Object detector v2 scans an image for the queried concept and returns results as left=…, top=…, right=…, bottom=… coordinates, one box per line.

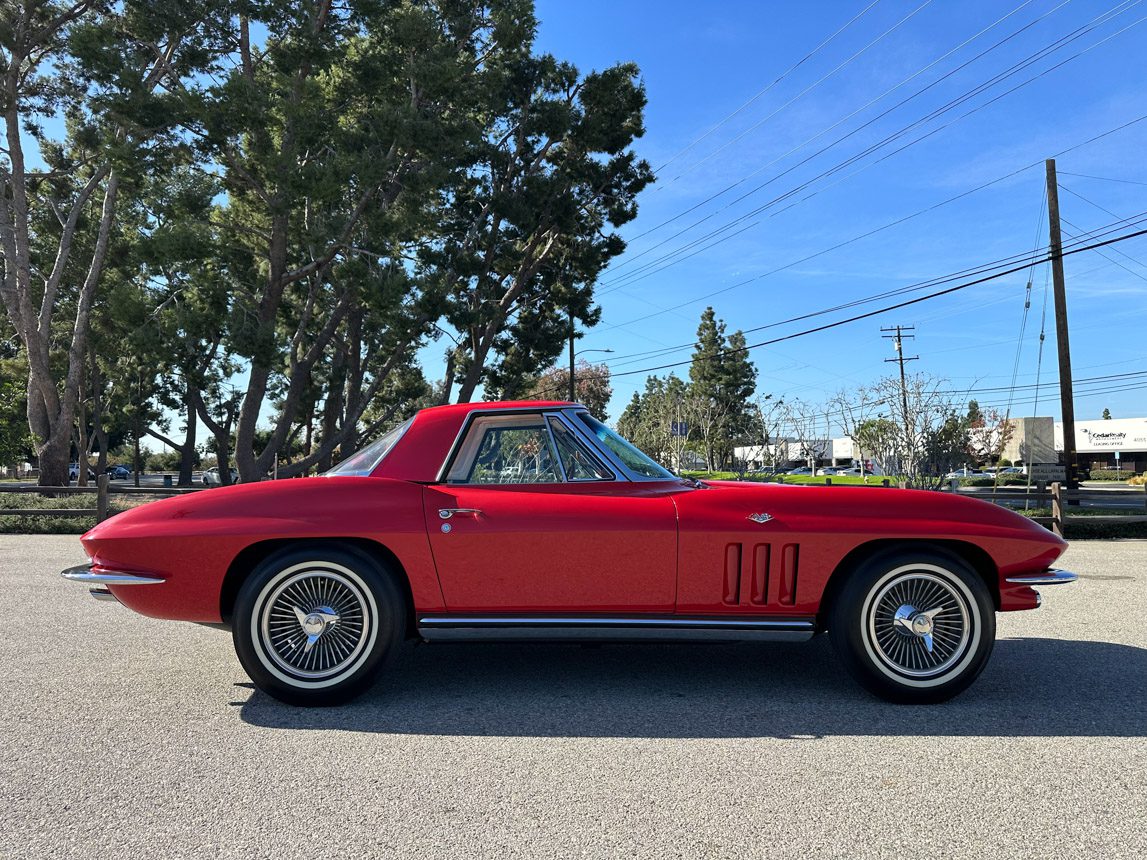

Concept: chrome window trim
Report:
left=444, top=412, right=566, bottom=486
left=544, top=417, right=569, bottom=483
left=561, top=408, right=676, bottom=482
left=546, top=415, right=616, bottom=483
left=435, top=406, right=633, bottom=484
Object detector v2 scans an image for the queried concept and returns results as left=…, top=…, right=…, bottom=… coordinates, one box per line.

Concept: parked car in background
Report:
left=63, top=400, right=1076, bottom=708
left=105, top=464, right=132, bottom=480
left=997, top=466, right=1027, bottom=475
left=837, top=466, right=876, bottom=477
left=68, top=463, right=96, bottom=482
left=786, top=466, right=815, bottom=475
left=944, top=468, right=991, bottom=480
left=202, top=466, right=239, bottom=486
left=815, top=467, right=841, bottom=476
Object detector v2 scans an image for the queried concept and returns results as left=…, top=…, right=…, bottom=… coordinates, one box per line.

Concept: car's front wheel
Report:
left=232, top=546, right=404, bottom=706
left=827, top=548, right=995, bottom=704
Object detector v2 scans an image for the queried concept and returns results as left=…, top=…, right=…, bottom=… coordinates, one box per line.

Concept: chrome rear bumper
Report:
left=1005, top=568, right=1078, bottom=586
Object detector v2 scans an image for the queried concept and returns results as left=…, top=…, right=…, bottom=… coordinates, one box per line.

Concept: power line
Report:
left=1057, top=182, right=1147, bottom=274
left=651, top=0, right=885, bottom=178
left=597, top=109, right=1147, bottom=335
left=600, top=207, right=1147, bottom=369
left=620, top=0, right=1057, bottom=249
left=652, top=0, right=934, bottom=189
left=609, top=12, right=1147, bottom=302
left=535, top=225, right=1147, bottom=396
left=1058, top=171, right=1147, bottom=186
left=603, top=1, right=1141, bottom=290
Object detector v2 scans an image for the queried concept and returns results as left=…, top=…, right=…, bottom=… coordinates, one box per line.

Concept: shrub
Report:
left=962, top=474, right=1030, bottom=487
left=1090, top=469, right=1141, bottom=481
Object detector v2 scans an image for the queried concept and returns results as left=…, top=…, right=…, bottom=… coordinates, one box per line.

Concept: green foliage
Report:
left=0, top=358, right=34, bottom=466
left=686, top=308, right=757, bottom=470
left=4, top=0, right=655, bottom=483
left=1090, top=469, right=1141, bottom=481
left=524, top=361, right=612, bottom=420
left=961, top=475, right=1031, bottom=487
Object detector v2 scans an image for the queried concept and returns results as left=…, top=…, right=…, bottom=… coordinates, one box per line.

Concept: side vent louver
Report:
left=750, top=543, right=770, bottom=605
left=723, top=544, right=742, bottom=605
left=720, top=542, right=798, bottom=606
left=779, top=543, right=799, bottom=605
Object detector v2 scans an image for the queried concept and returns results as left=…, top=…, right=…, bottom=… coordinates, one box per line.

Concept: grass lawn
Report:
left=683, top=471, right=890, bottom=487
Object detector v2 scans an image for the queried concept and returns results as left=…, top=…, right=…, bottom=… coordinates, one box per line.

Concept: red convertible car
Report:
left=62, top=400, right=1076, bottom=706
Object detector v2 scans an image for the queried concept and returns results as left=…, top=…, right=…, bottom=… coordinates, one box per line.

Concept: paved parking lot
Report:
left=2, top=536, right=1145, bottom=859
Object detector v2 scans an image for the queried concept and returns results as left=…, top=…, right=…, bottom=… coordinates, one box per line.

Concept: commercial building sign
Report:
left=1055, top=418, right=1147, bottom=453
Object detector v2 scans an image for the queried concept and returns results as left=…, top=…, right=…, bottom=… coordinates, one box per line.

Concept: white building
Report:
left=1055, top=416, right=1147, bottom=472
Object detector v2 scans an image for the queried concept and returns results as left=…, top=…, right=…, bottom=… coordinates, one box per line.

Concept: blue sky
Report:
left=516, top=0, right=1147, bottom=429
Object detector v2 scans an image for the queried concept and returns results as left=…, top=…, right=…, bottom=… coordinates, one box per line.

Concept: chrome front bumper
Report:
left=61, top=563, right=164, bottom=603
left=1004, top=568, right=1078, bottom=586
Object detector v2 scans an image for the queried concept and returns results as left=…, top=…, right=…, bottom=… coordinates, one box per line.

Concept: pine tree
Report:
left=687, top=307, right=757, bottom=469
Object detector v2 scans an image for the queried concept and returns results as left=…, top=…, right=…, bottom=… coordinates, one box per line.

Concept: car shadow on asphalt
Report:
left=237, top=635, right=1147, bottom=738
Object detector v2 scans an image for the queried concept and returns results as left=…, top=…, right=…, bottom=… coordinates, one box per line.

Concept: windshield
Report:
left=575, top=412, right=675, bottom=480
left=325, top=418, right=413, bottom=477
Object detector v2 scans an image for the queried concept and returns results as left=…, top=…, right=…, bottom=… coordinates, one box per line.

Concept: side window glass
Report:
left=453, top=418, right=563, bottom=484
left=548, top=418, right=613, bottom=481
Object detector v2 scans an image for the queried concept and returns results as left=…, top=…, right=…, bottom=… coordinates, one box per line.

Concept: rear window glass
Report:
left=325, top=418, right=413, bottom=476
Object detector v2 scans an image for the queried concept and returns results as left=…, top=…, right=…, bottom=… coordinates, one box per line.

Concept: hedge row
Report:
left=1089, top=469, right=1141, bottom=481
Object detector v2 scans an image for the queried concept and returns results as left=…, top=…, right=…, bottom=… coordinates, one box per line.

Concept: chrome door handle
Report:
left=439, top=508, right=482, bottom=520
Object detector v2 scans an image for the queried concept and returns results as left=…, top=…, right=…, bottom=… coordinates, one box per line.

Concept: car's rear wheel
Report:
left=232, top=546, right=403, bottom=706
left=827, top=548, right=995, bottom=704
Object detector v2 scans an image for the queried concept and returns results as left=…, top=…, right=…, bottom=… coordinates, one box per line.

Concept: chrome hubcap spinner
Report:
left=259, top=569, right=370, bottom=679
left=868, top=572, right=972, bottom=678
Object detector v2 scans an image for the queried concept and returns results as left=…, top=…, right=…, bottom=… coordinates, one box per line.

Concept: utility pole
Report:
left=882, top=325, right=918, bottom=441
left=1045, top=158, right=1078, bottom=488
left=568, top=306, right=576, bottom=402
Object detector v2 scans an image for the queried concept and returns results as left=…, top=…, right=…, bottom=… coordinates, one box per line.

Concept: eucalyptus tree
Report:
left=0, top=0, right=226, bottom=485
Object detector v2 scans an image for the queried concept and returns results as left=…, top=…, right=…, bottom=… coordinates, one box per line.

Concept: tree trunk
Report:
left=178, top=384, right=197, bottom=486
left=76, top=400, right=88, bottom=487
left=133, top=429, right=142, bottom=488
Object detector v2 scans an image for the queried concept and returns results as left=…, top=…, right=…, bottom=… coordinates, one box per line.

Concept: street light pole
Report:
left=568, top=306, right=576, bottom=402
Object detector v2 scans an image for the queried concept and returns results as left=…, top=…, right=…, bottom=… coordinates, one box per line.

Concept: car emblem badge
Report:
left=748, top=513, right=774, bottom=524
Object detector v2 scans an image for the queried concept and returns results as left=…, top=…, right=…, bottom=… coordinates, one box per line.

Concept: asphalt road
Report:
left=2, top=537, right=1145, bottom=860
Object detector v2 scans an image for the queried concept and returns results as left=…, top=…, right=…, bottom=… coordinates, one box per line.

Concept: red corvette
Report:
left=62, top=400, right=1076, bottom=705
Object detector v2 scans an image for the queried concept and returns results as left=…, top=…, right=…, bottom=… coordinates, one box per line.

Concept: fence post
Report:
left=825, top=477, right=832, bottom=486
left=96, top=474, right=109, bottom=523
left=1050, top=481, right=1063, bottom=538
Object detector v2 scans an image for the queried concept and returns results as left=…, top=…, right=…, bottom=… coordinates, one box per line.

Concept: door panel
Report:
left=423, top=483, right=678, bottom=612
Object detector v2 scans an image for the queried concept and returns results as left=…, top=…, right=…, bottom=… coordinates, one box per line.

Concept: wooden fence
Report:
left=5, top=475, right=1144, bottom=537
left=1, top=474, right=207, bottom=523
left=954, top=481, right=1147, bottom=537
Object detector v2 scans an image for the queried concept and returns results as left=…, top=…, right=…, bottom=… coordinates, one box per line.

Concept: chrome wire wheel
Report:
left=863, top=568, right=974, bottom=680
left=253, top=562, right=376, bottom=684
